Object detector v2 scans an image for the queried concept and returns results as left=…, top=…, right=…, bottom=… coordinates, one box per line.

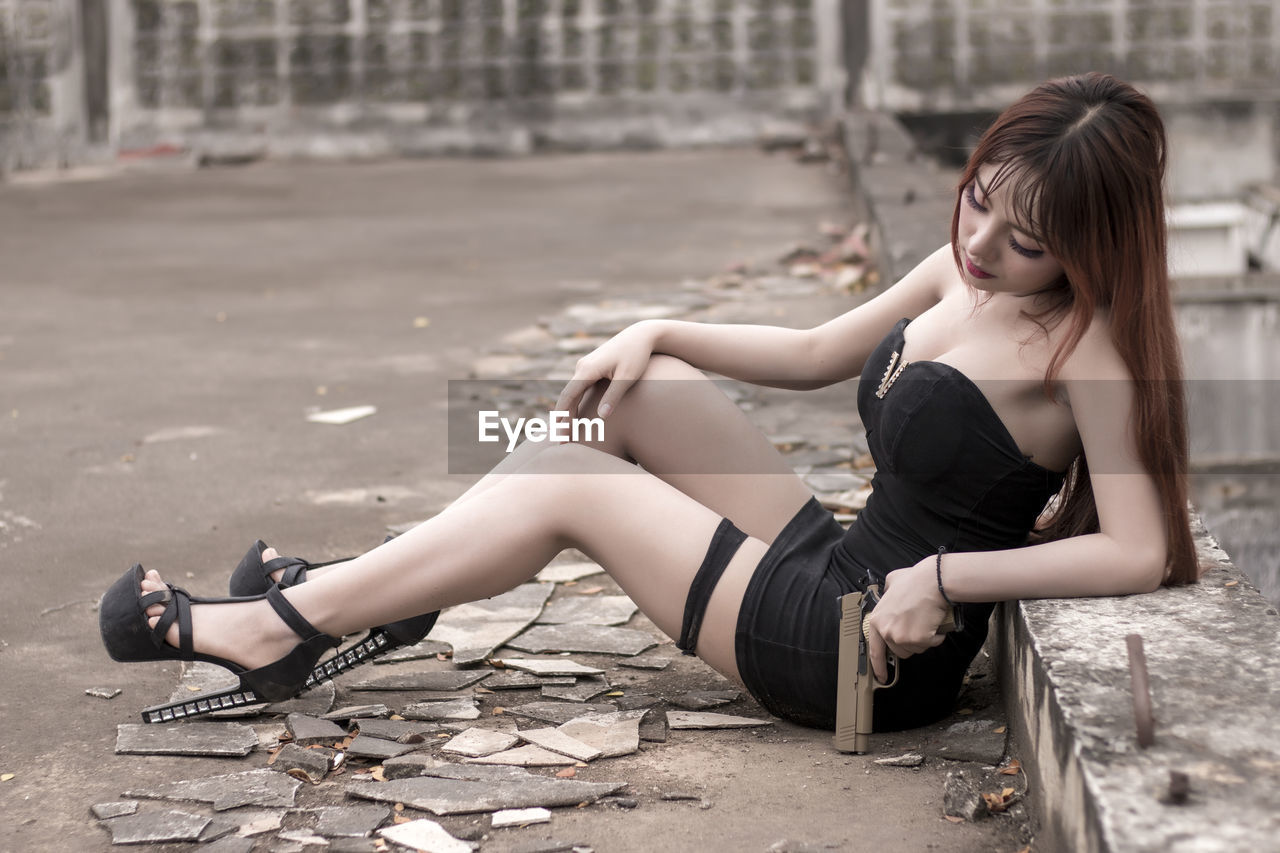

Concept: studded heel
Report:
left=99, top=563, right=341, bottom=723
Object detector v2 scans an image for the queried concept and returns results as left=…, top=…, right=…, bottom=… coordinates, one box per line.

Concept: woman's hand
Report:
left=555, top=321, right=660, bottom=420
left=865, top=559, right=951, bottom=683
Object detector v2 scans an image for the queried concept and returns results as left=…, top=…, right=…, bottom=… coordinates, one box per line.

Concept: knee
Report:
left=640, top=353, right=703, bottom=382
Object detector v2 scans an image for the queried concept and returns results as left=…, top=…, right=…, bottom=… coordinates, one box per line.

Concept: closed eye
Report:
left=964, top=182, right=986, bottom=212
left=1009, top=234, right=1044, bottom=259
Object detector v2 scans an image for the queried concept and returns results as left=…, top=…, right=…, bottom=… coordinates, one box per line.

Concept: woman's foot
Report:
left=140, top=568, right=300, bottom=672
left=258, top=546, right=349, bottom=583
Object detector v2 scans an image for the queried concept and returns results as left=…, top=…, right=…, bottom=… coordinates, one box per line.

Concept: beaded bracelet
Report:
left=936, top=546, right=956, bottom=607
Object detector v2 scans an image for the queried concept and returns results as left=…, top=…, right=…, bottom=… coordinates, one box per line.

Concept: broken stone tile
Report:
left=91, top=801, right=138, bottom=820
left=557, top=711, right=645, bottom=759
left=431, top=583, right=553, bottom=665
left=197, top=813, right=241, bottom=842
left=484, top=671, right=576, bottom=690
left=506, top=701, right=615, bottom=725
left=617, top=650, right=673, bottom=670
left=639, top=710, right=668, bottom=743
left=378, top=818, right=476, bottom=853
left=506, top=624, right=657, bottom=656
left=671, top=690, right=739, bottom=711
left=464, top=745, right=578, bottom=767
left=115, top=722, right=258, bottom=757
left=541, top=675, right=611, bottom=703
left=374, top=639, right=452, bottom=664
left=327, top=840, right=380, bottom=853
left=311, top=804, right=391, bottom=838
left=516, top=727, right=602, bottom=762
left=286, top=713, right=348, bottom=745
left=874, top=752, right=925, bottom=767
left=346, top=734, right=420, bottom=760
left=265, top=680, right=337, bottom=716
left=497, top=659, right=604, bottom=677
left=614, top=694, right=660, bottom=711
left=125, top=768, right=301, bottom=811
left=666, top=711, right=771, bottom=730
left=536, top=595, right=637, bottom=626
left=353, top=719, right=439, bottom=741
left=323, top=704, right=392, bottom=721
left=279, top=829, right=332, bottom=847
left=506, top=841, right=586, bottom=853
left=348, top=771, right=625, bottom=815
left=402, top=698, right=480, bottom=721
left=86, top=686, right=121, bottom=700
left=172, top=661, right=334, bottom=719
left=943, top=769, right=989, bottom=821
left=273, top=743, right=334, bottom=783
left=534, top=562, right=604, bottom=584
left=101, top=810, right=210, bottom=845
left=491, top=807, right=551, bottom=828
left=383, top=753, right=450, bottom=780
left=231, top=809, right=286, bottom=836
left=349, top=670, right=489, bottom=692
left=804, top=469, right=864, bottom=494
left=202, top=836, right=256, bottom=853
left=441, top=727, right=520, bottom=757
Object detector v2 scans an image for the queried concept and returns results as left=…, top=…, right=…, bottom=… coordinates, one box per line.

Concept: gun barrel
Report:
left=832, top=592, right=868, bottom=753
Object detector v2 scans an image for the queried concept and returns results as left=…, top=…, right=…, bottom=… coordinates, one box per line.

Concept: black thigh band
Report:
left=677, top=517, right=748, bottom=655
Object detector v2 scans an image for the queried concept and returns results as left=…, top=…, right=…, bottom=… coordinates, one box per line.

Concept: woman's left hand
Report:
left=865, top=559, right=950, bottom=681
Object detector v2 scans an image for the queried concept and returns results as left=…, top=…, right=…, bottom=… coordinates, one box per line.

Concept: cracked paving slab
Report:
left=115, top=722, right=259, bottom=757
left=535, top=595, right=637, bottom=626
left=556, top=711, right=645, bottom=759
left=348, top=670, right=490, bottom=692
left=441, top=727, right=520, bottom=758
left=99, top=809, right=210, bottom=845
left=347, top=771, right=625, bottom=815
left=666, top=711, right=772, bottom=729
left=429, top=583, right=552, bottom=666
left=125, top=768, right=302, bottom=810
left=541, top=675, right=612, bottom=703
left=505, top=623, right=657, bottom=656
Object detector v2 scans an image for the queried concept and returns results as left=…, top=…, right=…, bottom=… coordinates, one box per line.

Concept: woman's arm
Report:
left=558, top=244, right=952, bottom=417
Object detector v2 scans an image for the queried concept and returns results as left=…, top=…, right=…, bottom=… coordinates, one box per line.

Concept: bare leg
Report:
left=146, top=443, right=771, bottom=683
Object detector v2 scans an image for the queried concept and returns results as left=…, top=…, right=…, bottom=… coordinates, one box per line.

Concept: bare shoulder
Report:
left=1059, top=306, right=1129, bottom=382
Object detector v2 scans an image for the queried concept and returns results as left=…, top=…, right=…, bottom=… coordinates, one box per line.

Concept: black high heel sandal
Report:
left=99, top=563, right=341, bottom=724
left=230, top=539, right=439, bottom=687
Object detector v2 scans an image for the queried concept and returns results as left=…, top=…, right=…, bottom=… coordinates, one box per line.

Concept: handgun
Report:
left=832, top=585, right=960, bottom=753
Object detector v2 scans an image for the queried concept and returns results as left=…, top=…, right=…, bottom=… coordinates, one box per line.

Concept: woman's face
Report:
left=957, top=163, right=1065, bottom=297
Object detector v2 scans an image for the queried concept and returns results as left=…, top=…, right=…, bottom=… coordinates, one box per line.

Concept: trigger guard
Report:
left=873, top=652, right=901, bottom=690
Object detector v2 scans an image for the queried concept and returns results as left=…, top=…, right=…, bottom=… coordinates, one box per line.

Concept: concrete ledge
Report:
left=995, top=519, right=1280, bottom=852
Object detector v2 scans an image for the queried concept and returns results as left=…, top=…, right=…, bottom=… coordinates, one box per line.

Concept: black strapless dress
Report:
left=733, top=317, right=1066, bottom=729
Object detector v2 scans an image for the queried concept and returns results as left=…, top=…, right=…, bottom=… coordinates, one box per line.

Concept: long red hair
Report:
left=949, top=72, right=1199, bottom=585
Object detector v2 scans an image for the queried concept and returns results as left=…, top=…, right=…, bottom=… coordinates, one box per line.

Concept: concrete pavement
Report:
left=0, top=149, right=1028, bottom=851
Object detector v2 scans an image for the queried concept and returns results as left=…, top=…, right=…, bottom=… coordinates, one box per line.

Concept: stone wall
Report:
left=0, top=0, right=846, bottom=168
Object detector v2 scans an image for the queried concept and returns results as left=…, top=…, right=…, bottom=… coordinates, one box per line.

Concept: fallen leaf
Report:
left=956, top=708, right=974, bottom=715
left=393, top=802, right=404, bottom=812
left=1224, top=580, right=1239, bottom=587
left=413, top=317, right=431, bottom=328
left=390, top=714, right=405, bottom=720
left=982, top=792, right=1008, bottom=812
left=999, top=759, right=1021, bottom=775
left=605, top=691, right=624, bottom=697
left=493, top=707, right=506, bottom=715
left=577, top=586, right=605, bottom=595
left=1, top=773, right=14, bottom=782
left=392, top=814, right=412, bottom=824
left=286, top=768, right=315, bottom=784
left=993, top=726, right=1007, bottom=734
left=476, top=687, right=494, bottom=694
left=1002, top=787, right=1015, bottom=799
left=371, top=767, right=386, bottom=782
left=556, top=768, right=577, bottom=778
left=943, top=815, right=965, bottom=824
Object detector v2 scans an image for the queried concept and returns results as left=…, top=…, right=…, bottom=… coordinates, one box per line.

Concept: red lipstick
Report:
left=965, top=256, right=995, bottom=280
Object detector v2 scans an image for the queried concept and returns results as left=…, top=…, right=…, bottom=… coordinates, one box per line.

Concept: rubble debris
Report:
left=402, top=698, right=481, bottom=721
left=638, top=711, right=668, bottom=743
left=516, top=727, right=603, bottom=762
left=278, top=829, right=331, bottom=847
left=347, top=734, right=419, bottom=760
left=441, top=727, right=520, bottom=758
left=201, top=836, right=256, bottom=853
left=507, top=701, right=616, bottom=726
left=349, top=670, right=489, bottom=692
left=353, top=718, right=439, bottom=741
left=272, top=743, right=333, bottom=783
left=542, top=675, right=612, bottom=703
left=348, top=770, right=625, bottom=815
left=535, top=562, right=605, bottom=583
left=615, top=694, right=660, bottom=711
left=943, top=769, right=989, bottom=821
left=506, top=624, right=657, bottom=656
left=666, top=711, right=771, bottom=729
left=85, top=687, right=121, bottom=700
left=323, top=703, right=391, bottom=721
left=670, top=690, right=739, bottom=711
left=497, top=659, right=604, bottom=677
left=874, top=752, right=924, bottom=768
left=307, top=405, right=377, bottom=425
left=114, top=722, right=258, bottom=757
left=100, top=810, right=210, bottom=845
left=196, top=813, right=240, bottom=842
left=383, top=753, right=450, bottom=780
left=928, top=718, right=1006, bottom=765
left=536, top=595, right=637, bottom=626
left=464, top=745, right=578, bottom=767
left=90, top=801, right=139, bottom=820
left=491, top=807, right=552, bottom=828
left=378, top=818, right=476, bottom=853
left=374, top=639, right=452, bottom=664
left=431, top=583, right=553, bottom=665
left=557, top=711, right=645, bottom=758
left=484, top=671, right=576, bottom=690
left=617, top=651, right=672, bottom=670
left=286, top=713, right=348, bottom=745
left=125, top=768, right=301, bottom=810
left=310, top=804, right=392, bottom=838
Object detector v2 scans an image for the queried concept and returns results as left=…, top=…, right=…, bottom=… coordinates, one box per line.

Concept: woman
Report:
left=100, top=72, right=1200, bottom=731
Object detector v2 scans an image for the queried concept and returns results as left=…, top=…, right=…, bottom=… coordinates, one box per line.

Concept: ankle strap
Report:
left=263, top=555, right=309, bottom=587
left=265, top=585, right=339, bottom=648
